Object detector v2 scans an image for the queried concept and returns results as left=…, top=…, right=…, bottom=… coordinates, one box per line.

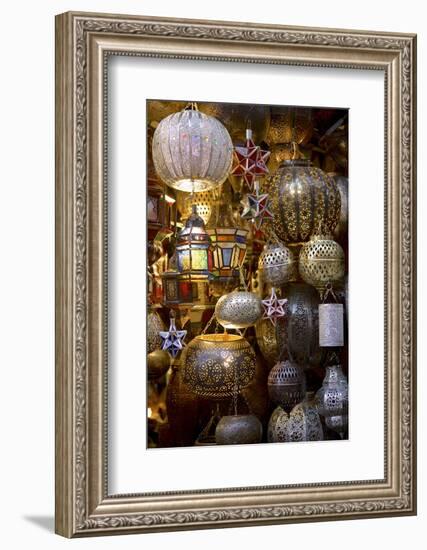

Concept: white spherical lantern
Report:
left=152, top=107, right=233, bottom=192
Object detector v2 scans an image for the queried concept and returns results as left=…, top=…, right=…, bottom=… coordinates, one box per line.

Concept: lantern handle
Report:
left=322, top=282, right=339, bottom=304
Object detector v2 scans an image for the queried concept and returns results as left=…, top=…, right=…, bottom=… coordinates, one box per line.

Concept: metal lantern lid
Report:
left=152, top=105, right=233, bottom=192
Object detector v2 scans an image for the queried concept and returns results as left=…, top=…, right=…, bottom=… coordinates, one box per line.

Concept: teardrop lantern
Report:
left=298, top=232, right=345, bottom=296
left=183, top=333, right=256, bottom=400
left=269, top=160, right=341, bottom=244
left=152, top=105, right=233, bottom=192
left=267, top=360, right=306, bottom=412
left=316, top=364, right=349, bottom=417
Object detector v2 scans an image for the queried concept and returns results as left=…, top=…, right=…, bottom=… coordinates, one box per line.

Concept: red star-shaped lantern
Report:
left=241, top=180, right=273, bottom=230
left=231, top=129, right=270, bottom=189
left=262, top=288, right=288, bottom=326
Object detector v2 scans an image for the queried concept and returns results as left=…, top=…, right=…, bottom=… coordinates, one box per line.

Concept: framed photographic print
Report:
left=55, top=11, right=417, bottom=537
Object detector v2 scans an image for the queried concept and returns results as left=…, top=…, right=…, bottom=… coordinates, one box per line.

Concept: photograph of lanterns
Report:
left=147, top=100, right=349, bottom=448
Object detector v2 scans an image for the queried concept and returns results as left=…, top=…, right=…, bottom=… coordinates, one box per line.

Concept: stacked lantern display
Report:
left=147, top=100, right=349, bottom=448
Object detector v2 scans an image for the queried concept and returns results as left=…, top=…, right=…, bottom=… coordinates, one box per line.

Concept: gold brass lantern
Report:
left=269, top=160, right=341, bottom=244
left=298, top=232, right=345, bottom=296
left=267, top=107, right=313, bottom=146
left=176, top=186, right=222, bottom=226
left=183, top=333, right=256, bottom=400
left=176, top=205, right=213, bottom=281
left=147, top=309, right=165, bottom=353
left=152, top=105, right=233, bottom=192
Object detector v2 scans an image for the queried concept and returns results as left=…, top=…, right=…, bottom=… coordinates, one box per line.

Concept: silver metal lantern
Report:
left=152, top=105, right=233, bottom=192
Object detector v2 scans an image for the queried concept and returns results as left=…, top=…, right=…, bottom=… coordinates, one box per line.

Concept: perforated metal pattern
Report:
left=299, top=234, right=345, bottom=292
left=258, top=241, right=294, bottom=287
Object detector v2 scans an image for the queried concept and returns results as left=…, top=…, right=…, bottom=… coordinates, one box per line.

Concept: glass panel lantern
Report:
left=175, top=205, right=213, bottom=281
left=207, top=183, right=248, bottom=282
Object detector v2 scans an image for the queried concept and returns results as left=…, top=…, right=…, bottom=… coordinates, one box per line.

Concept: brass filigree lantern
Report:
left=269, top=159, right=341, bottom=244
left=176, top=205, right=213, bottom=281
left=298, top=232, right=345, bottom=296
left=215, top=414, right=262, bottom=445
left=152, top=105, right=233, bottom=192
left=183, top=333, right=256, bottom=400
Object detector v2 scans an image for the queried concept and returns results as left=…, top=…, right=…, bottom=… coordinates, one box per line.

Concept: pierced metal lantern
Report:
left=147, top=350, right=171, bottom=381
left=215, top=414, right=263, bottom=445
left=283, top=393, right=324, bottom=442
left=325, top=414, right=348, bottom=439
left=298, top=233, right=345, bottom=296
left=316, top=364, right=349, bottom=417
left=283, top=283, right=326, bottom=368
left=176, top=205, right=213, bottom=281
left=267, top=107, right=313, bottom=146
left=267, top=406, right=289, bottom=442
left=183, top=333, right=256, bottom=400
left=152, top=106, right=233, bottom=192
left=331, top=175, right=348, bottom=243
left=267, top=360, right=306, bottom=412
left=215, top=290, right=262, bottom=330
left=258, top=241, right=294, bottom=287
left=176, top=186, right=222, bottom=225
left=255, top=316, right=287, bottom=368
left=269, top=160, right=341, bottom=244
left=147, top=309, right=165, bottom=353
left=207, top=183, right=248, bottom=283
left=319, top=303, right=344, bottom=347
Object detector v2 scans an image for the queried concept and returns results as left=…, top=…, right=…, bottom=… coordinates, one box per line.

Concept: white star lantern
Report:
left=159, top=317, right=187, bottom=358
left=262, top=288, right=288, bottom=326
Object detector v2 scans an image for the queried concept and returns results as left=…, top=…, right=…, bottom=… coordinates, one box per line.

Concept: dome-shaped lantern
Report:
left=152, top=105, right=233, bottom=192
left=176, top=205, right=213, bottom=281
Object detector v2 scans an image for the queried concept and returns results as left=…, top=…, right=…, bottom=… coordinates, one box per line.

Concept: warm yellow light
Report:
left=164, top=194, right=176, bottom=205
left=147, top=407, right=152, bottom=418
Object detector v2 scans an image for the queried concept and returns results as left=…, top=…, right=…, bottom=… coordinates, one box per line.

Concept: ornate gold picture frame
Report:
left=55, top=11, right=416, bottom=537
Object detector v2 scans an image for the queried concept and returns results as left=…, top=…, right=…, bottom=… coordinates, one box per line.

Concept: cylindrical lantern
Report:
left=258, top=241, right=294, bottom=287
left=183, top=333, right=256, bottom=400
left=319, top=303, right=344, bottom=347
left=215, top=290, right=262, bottom=329
left=176, top=205, right=213, bottom=281
left=152, top=106, right=233, bottom=192
left=267, top=360, right=306, bottom=412
left=269, top=160, right=341, bottom=244
left=215, top=414, right=262, bottom=445
left=298, top=233, right=345, bottom=296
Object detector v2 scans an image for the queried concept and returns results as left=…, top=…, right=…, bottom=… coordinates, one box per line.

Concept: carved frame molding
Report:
left=55, top=11, right=416, bottom=537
